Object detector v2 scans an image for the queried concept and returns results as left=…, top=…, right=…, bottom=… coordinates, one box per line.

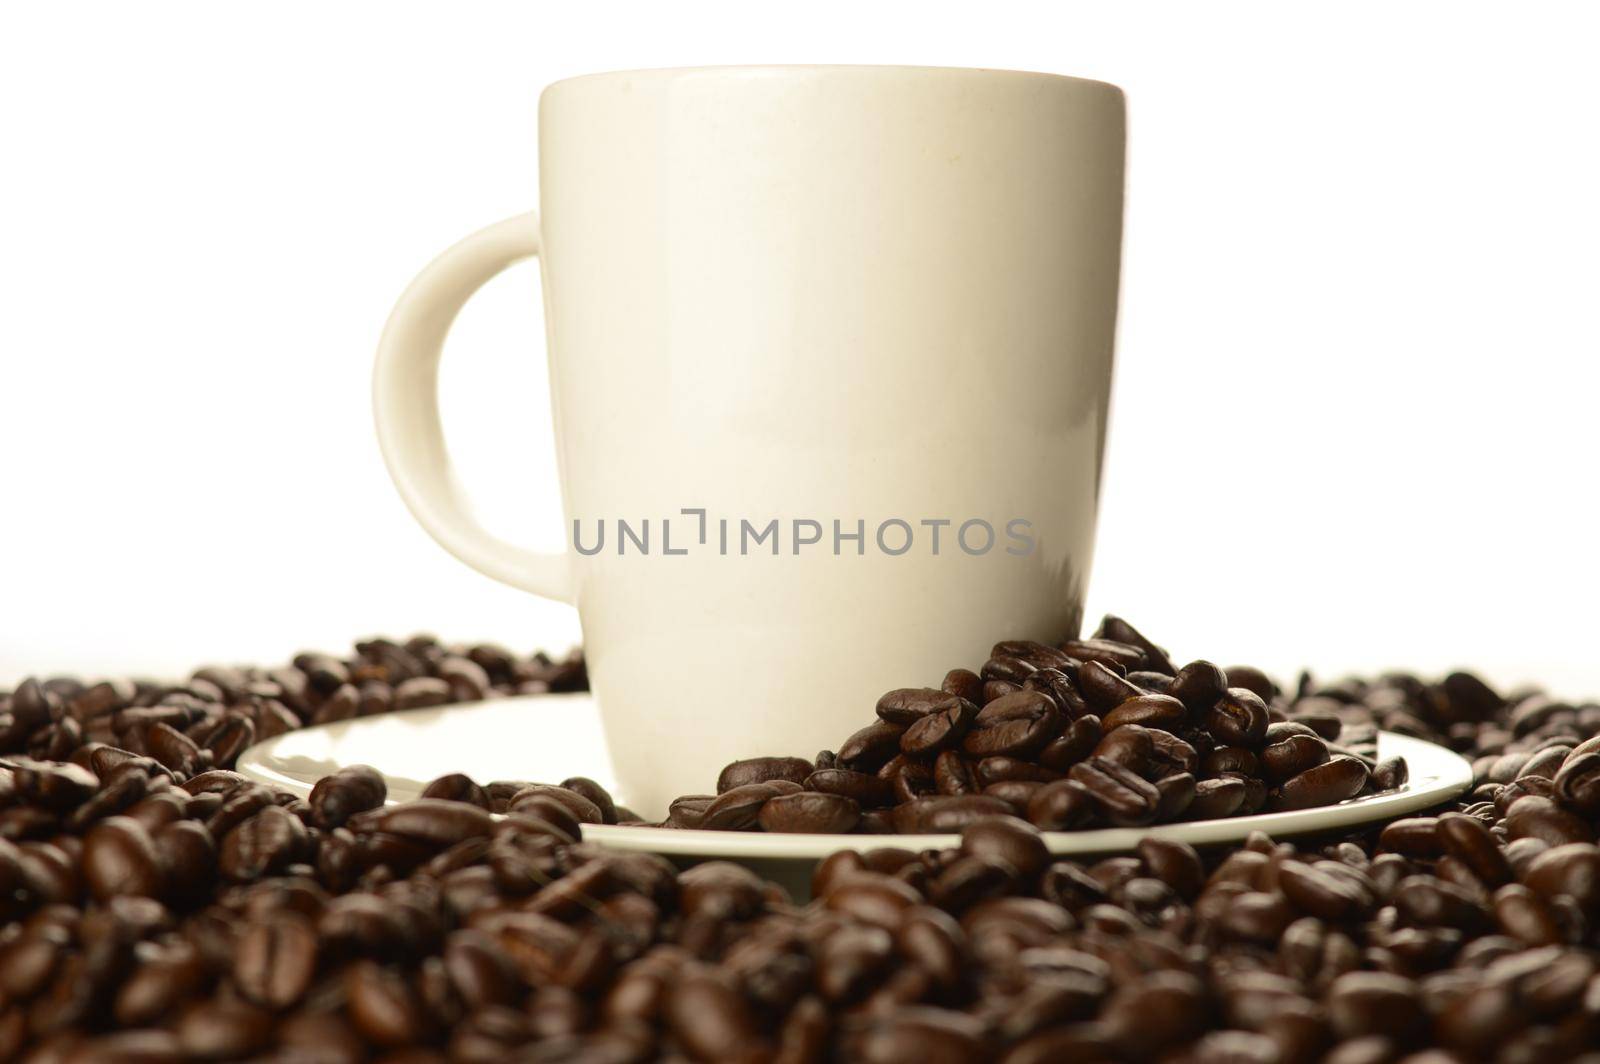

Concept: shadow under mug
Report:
left=374, top=65, right=1126, bottom=817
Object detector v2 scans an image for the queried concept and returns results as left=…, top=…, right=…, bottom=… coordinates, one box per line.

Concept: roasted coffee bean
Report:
left=933, top=751, right=978, bottom=796
left=1038, top=715, right=1101, bottom=772
left=716, top=756, right=815, bottom=793
left=558, top=776, right=618, bottom=824
left=959, top=815, right=1049, bottom=877
left=758, top=792, right=860, bottom=834
left=309, top=763, right=388, bottom=828
left=1025, top=778, right=1097, bottom=830
left=421, top=773, right=491, bottom=809
left=1275, top=756, right=1369, bottom=811
left=1187, top=776, right=1248, bottom=820
left=376, top=798, right=494, bottom=848
left=219, top=804, right=306, bottom=881
left=508, top=784, right=603, bottom=825
left=81, top=816, right=162, bottom=900
left=700, top=783, right=788, bottom=831
left=1023, top=668, right=1091, bottom=718
left=1261, top=729, right=1330, bottom=783
left=973, top=756, right=1057, bottom=786
left=1553, top=751, right=1600, bottom=815
left=1103, top=693, right=1187, bottom=732
left=891, top=795, right=1013, bottom=833
left=234, top=912, right=318, bottom=1009
left=1169, top=660, right=1230, bottom=711
left=1224, top=665, right=1278, bottom=703
left=838, top=721, right=905, bottom=773
left=1094, top=615, right=1177, bottom=675
left=962, top=691, right=1061, bottom=758
left=941, top=668, right=985, bottom=705
left=1207, top=689, right=1270, bottom=747
left=807, top=768, right=895, bottom=807
left=1202, top=745, right=1260, bottom=777
left=1068, top=757, right=1159, bottom=826
left=901, top=699, right=978, bottom=756
left=1077, top=660, right=1146, bottom=711
left=1504, top=795, right=1595, bottom=846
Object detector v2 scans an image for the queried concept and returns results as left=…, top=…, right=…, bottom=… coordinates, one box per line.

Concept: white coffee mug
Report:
left=374, top=65, right=1125, bottom=816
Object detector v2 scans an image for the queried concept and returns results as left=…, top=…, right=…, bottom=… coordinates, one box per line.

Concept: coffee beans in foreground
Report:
left=7, top=628, right=1600, bottom=1060
left=665, top=616, right=1405, bottom=835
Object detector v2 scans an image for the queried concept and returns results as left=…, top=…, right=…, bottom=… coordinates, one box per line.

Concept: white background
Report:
left=2, top=1, right=1597, bottom=693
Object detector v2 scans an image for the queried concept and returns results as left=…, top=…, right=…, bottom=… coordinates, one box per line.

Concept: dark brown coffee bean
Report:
left=1154, top=772, right=1196, bottom=819
left=962, top=690, right=1061, bottom=758
left=558, top=777, right=618, bottom=824
left=1068, top=757, right=1159, bottom=826
left=1224, top=665, right=1278, bottom=703
left=508, top=784, right=603, bottom=825
left=393, top=676, right=453, bottom=710
left=308, top=764, right=387, bottom=829
left=700, top=783, right=787, bottom=831
left=891, top=795, right=1013, bottom=833
left=973, top=757, right=1057, bottom=786
left=982, top=655, right=1038, bottom=685
left=11, top=759, right=98, bottom=810
left=377, top=798, right=494, bottom=848
left=1554, top=751, right=1600, bottom=816
left=1523, top=842, right=1600, bottom=915
left=1094, top=615, right=1177, bottom=674
left=1169, top=660, right=1230, bottom=711
left=234, top=911, right=317, bottom=1009
left=838, top=720, right=905, bottom=773
left=1187, top=776, right=1247, bottom=820
left=81, top=816, right=162, bottom=901
left=1436, top=811, right=1511, bottom=886
left=1077, top=660, right=1145, bottom=711
left=1504, top=795, right=1595, bottom=846
left=1260, top=730, right=1330, bottom=784
left=1202, top=745, right=1260, bottom=777
left=346, top=959, right=428, bottom=1046
left=758, top=792, right=860, bottom=834
left=959, top=815, right=1049, bottom=877
left=716, top=756, right=814, bottom=793
left=1492, top=883, right=1563, bottom=945
left=1103, top=693, right=1187, bottom=732
left=420, top=773, right=491, bottom=809
left=1325, top=971, right=1427, bottom=1041
left=1023, top=668, right=1091, bottom=718
left=666, top=794, right=714, bottom=829
left=1207, top=688, right=1270, bottom=747
left=1092, top=724, right=1156, bottom=776
left=219, top=804, right=306, bottom=881
left=901, top=699, right=978, bottom=756
left=1038, top=715, right=1101, bottom=772
left=663, top=966, right=767, bottom=1060
left=806, top=767, right=894, bottom=807
left=941, top=668, right=985, bottom=704
left=1025, top=778, right=1096, bottom=830
left=933, top=751, right=978, bottom=796
left=1275, top=756, right=1369, bottom=811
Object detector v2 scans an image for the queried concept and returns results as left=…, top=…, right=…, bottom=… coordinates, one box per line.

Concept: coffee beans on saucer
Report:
left=662, top=616, right=1401, bottom=835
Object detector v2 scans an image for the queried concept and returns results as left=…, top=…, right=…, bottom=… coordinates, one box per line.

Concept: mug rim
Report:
left=541, top=63, right=1123, bottom=101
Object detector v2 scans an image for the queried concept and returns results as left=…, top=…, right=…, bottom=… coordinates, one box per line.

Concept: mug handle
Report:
left=372, top=211, right=572, bottom=602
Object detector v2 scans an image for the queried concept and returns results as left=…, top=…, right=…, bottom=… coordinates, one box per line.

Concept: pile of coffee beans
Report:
left=0, top=635, right=586, bottom=782
left=6, top=626, right=1600, bottom=1061
left=665, top=617, right=1409, bottom=835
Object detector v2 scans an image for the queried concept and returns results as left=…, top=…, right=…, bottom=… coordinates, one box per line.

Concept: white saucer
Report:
left=238, top=694, right=1475, bottom=866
